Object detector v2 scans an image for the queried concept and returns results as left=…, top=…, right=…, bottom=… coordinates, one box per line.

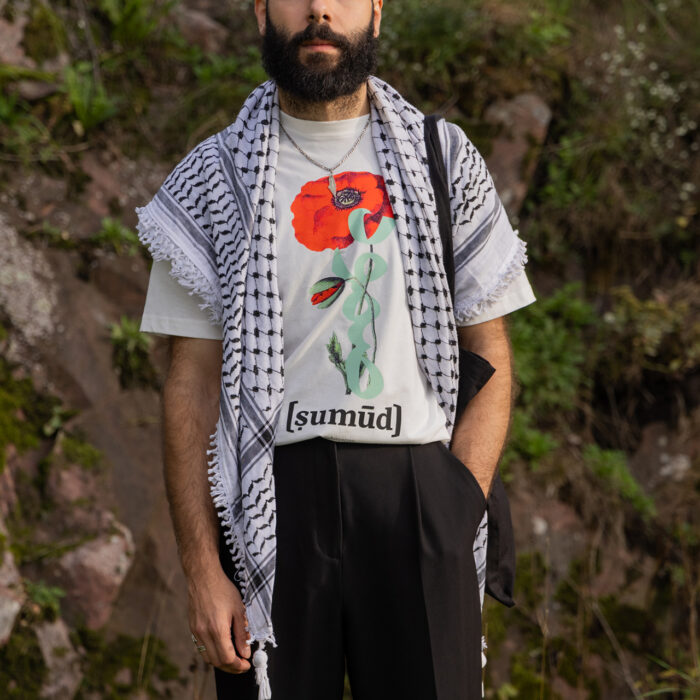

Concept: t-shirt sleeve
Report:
left=140, top=260, right=224, bottom=339
left=439, top=120, right=532, bottom=324
left=135, top=134, right=224, bottom=326
left=458, top=269, right=536, bottom=326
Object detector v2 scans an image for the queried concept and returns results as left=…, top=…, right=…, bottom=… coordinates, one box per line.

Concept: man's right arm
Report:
left=162, top=336, right=251, bottom=673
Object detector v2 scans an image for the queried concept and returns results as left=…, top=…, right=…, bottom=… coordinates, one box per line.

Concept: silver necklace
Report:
left=279, top=116, right=372, bottom=197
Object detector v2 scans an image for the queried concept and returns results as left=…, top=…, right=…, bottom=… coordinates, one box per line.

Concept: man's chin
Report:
left=299, top=53, right=340, bottom=70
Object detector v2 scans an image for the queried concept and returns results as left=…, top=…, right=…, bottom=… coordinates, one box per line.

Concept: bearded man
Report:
left=136, top=1, right=535, bottom=698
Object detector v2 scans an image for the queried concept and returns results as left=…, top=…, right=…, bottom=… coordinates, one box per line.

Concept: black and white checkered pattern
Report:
left=136, top=77, right=526, bottom=697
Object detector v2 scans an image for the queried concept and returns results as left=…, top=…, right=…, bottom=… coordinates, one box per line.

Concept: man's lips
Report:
left=301, top=40, right=339, bottom=51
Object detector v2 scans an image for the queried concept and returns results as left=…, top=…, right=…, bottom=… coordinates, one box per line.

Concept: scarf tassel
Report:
left=253, top=641, right=272, bottom=700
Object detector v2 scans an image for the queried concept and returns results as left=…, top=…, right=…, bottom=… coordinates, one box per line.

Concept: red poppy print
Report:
left=291, top=171, right=394, bottom=252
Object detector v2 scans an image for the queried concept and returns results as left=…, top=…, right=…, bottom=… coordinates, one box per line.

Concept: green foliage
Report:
left=601, top=285, right=700, bottom=380
left=90, top=217, right=142, bottom=256
left=97, top=0, right=175, bottom=45
left=522, top=0, right=699, bottom=278
left=642, top=655, right=700, bottom=698
left=505, top=283, right=596, bottom=467
left=540, top=133, right=600, bottom=210
left=502, top=412, right=559, bottom=474
left=378, top=0, right=486, bottom=93
left=24, top=579, right=66, bottom=621
left=523, top=7, right=571, bottom=54
left=583, top=444, right=656, bottom=519
left=0, top=93, right=58, bottom=163
left=512, top=283, right=597, bottom=418
left=64, top=63, right=119, bottom=132
left=73, top=626, right=182, bottom=698
left=164, top=46, right=267, bottom=150
left=109, top=316, right=157, bottom=390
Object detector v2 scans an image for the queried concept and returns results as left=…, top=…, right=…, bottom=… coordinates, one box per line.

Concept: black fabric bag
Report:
left=424, top=114, right=516, bottom=608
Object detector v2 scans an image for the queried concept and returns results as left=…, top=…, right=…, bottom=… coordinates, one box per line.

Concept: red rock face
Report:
left=55, top=522, right=135, bottom=630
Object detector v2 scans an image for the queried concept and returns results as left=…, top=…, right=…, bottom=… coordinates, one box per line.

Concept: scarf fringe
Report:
left=205, top=424, right=249, bottom=593
left=454, top=236, right=528, bottom=324
left=135, top=204, right=222, bottom=326
left=205, top=425, right=278, bottom=653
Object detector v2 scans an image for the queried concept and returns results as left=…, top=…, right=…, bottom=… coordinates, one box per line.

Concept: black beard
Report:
left=261, top=10, right=378, bottom=104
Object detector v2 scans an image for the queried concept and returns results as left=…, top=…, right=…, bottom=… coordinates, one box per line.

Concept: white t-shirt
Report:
left=140, top=112, right=536, bottom=445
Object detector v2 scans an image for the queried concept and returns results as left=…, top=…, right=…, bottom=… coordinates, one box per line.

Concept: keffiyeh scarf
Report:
left=136, top=76, right=526, bottom=698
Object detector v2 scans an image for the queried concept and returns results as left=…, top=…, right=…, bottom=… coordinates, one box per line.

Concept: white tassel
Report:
left=481, top=635, right=488, bottom=699
left=253, top=641, right=272, bottom=700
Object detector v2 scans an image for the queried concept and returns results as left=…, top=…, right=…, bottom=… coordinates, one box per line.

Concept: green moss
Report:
left=0, top=616, right=48, bottom=698
left=0, top=356, right=60, bottom=471
left=72, top=626, right=184, bottom=699
left=23, top=1, right=67, bottom=63
left=61, top=432, right=103, bottom=472
left=583, top=444, right=656, bottom=520
left=9, top=527, right=97, bottom=567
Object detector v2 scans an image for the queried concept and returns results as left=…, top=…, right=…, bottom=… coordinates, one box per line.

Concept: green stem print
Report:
left=310, top=209, right=395, bottom=399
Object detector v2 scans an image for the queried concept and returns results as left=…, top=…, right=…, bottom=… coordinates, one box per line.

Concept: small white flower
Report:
left=637, top=23, right=646, bottom=33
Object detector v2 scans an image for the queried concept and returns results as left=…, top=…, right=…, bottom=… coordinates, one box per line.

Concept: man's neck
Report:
left=278, top=83, right=370, bottom=121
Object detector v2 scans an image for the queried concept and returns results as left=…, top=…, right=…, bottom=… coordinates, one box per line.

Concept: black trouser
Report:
left=214, top=438, right=487, bottom=700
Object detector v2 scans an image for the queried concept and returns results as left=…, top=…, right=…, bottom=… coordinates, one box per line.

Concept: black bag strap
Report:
left=424, top=114, right=496, bottom=415
left=424, top=113, right=516, bottom=608
left=424, top=114, right=456, bottom=301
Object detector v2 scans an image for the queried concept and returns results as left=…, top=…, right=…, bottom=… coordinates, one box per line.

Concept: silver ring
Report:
left=191, top=633, right=206, bottom=653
